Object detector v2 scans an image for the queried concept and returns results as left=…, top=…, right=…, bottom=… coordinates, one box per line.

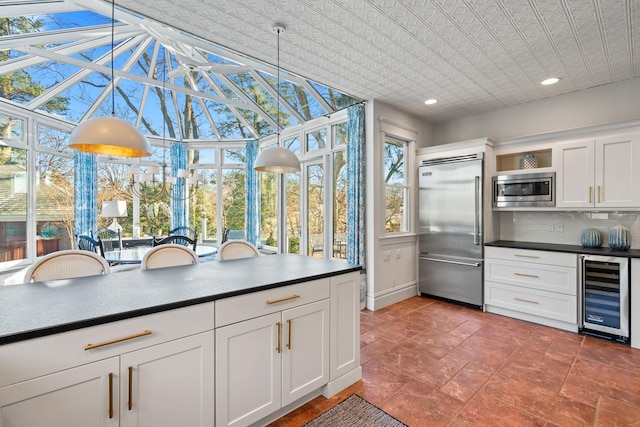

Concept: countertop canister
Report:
left=609, top=225, right=631, bottom=251
left=581, top=228, right=602, bottom=248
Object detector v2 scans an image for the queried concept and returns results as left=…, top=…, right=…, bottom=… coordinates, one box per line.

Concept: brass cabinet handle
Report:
left=128, top=366, right=133, bottom=410
left=276, top=322, right=281, bottom=353
left=286, top=319, right=292, bottom=350
left=108, top=372, right=114, bottom=419
left=514, top=297, right=540, bottom=305
left=598, top=186, right=601, bottom=203
left=589, top=186, right=593, bottom=203
left=85, top=330, right=152, bottom=350
left=267, top=295, right=300, bottom=305
left=514, top=254, right=539, bottom=259
left=513, top=272, right=539, bottom=278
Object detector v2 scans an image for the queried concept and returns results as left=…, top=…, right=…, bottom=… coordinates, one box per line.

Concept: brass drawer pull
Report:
left=276, top=322, right=282, bottom=353
left=598, top=185, right=601, bottom=203
left=108, top=372, right=114, bottom=419
left=514, top=254, right=539, bottom=259
left=267, top=294, right=300, bottom=305
left=514, top=273, right=539, bottom=278
left=589, top=186, right=593, bottom=203
left=128, top=366, right=133, bottom=410
left=514, top=297, right=540, bottom=305
left=85, top=330, right=152, bottom=350
left=286, top=319, right=292, bottom=350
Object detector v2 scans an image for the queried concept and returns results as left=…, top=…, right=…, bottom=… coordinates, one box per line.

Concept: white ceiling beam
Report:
left=135, top=36, right=160, bottom=128
left=249, top=70, right=306, bottom=125
left=79, top=35, right=153, bottom=121
left=26, top=34, right=150, bottom=110
left=17, top=45, right=261, bottom=113
left=0, top=25, right=145, bottom=74
left=298, top=80, right=332, bottom=114
left=196, top=72, right=261, bottom=139
left=0, top=0, right=83, bottom=18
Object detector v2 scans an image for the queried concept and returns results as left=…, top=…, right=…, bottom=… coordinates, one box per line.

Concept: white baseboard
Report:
left=366, top=283, right=418, bottom=311
left=321, top=366, right=362, bottom=398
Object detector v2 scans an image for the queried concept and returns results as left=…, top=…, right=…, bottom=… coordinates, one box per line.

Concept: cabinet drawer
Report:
left=485, top=259, right=577, bottom=295
left=485, top=281, right=577, bottom=324
left=0, top=302, right=216, bottom=388
left=485, top=246, right=577, bottom=267
left=216, top=279, right=330, bottom=327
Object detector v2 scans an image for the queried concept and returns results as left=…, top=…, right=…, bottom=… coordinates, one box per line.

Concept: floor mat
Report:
left=303, top=394, right=407, bottom=427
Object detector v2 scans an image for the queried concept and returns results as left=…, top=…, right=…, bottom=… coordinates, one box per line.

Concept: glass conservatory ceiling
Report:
left=0, top=0, right=362, bottom=145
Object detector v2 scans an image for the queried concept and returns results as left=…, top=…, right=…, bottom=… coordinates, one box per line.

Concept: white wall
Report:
left=499, top=211, right=640, bottom=249
left=433, top=77, right=640, bottom=145
left=364, top=100, right=432, bottom=310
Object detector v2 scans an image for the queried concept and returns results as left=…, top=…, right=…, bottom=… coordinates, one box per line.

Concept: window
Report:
left=260, top=171, right=278, bottom=247
left=333, top=151, right=347, bottom=258
left=306, top=163, right=324, bottom=257
left=285, top=171, right=301, bottom=253
left=306, top=128, right=327, bottom=153
left=0, top=146, right=28, bottom=262
left=384, top=137, right=408, bottom=233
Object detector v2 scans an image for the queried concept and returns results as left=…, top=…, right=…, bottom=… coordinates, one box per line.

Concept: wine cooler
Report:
left=580, top=255, right=629, bottom=343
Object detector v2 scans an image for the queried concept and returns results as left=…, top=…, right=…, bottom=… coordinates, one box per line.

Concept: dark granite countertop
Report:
left=486, top=240, right=640, bottom=258
left=0, top=254, right=360, bottom=345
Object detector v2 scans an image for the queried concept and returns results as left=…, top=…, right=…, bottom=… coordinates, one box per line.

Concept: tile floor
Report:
left=269, top=295, right=640, bottom=426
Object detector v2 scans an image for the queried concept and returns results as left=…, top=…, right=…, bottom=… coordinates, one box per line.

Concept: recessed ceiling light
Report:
left=424, top=99, right=438, bottom=105
left=541, top=77, right=560, bottom=85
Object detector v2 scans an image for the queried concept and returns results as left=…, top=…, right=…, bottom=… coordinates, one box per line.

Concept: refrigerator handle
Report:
left=419, top=256, right=481, bottom=268
left=474, top=176, right=480, bottom=245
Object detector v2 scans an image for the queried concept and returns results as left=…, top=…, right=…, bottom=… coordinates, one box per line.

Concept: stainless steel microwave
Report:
left=492, top=172, right=555, bottom=207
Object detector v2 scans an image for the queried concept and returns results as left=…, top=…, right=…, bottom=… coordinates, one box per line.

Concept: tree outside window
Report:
left=384, top=137, right=408, bottom=233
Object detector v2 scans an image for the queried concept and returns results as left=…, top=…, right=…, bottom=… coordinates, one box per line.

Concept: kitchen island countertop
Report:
left=0, top=254, right=360, bottom=345
left=486, top=240, right=640, bottom=258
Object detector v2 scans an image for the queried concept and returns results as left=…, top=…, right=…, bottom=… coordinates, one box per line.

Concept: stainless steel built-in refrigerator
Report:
left=418, top=153, right=484, bottom=308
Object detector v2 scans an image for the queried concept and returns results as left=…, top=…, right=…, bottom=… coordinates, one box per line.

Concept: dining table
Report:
left=104, top=245, right=218, bottom=265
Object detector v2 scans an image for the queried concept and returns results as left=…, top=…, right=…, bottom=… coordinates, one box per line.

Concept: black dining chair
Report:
left=97, top=228, right=121, bottom=252
left=153, top=234, right=197, bottom=251
left=168, top=226, right=197, bottom=241
left=76, top=234, right=105, bottom=258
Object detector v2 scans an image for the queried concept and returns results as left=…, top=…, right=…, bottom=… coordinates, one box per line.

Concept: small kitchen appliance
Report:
left=580, top=254, right=630, bottom=343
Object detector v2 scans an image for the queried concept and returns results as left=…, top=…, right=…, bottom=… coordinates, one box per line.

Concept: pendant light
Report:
left=254, top=24, right=301, bottom=173
left=69, top=0, right=151, bottom=158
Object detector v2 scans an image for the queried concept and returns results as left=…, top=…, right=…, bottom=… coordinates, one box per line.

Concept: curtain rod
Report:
left=323, top=100, right=366, bottom=118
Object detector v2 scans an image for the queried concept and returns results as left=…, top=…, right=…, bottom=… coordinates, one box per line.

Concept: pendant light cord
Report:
left=111, top=0, right=115, bottom=117
left=276, top=27, right=281, bottom=144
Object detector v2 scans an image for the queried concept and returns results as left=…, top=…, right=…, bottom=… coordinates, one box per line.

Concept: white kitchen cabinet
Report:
left=215, top=287, right=330, bottom=427
left=554, top=133, right=640, bottom=208
left=0, top=358, right=120, bottom=427
left=0, top=303, right=216, bottom=427
left=119, top=332, right=215, bottom=427
left=484, top=246, right=578, bottom=332
left=329, top=272, right=360, bottom=382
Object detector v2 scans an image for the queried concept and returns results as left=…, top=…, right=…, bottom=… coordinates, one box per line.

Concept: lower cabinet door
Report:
left=216, top=313, right=282, bottom=427
left=119, top=331, right=215, bottom=427
left=0, top=357, right=120, bottom=427
left=281, top=299, right=330, bottom=406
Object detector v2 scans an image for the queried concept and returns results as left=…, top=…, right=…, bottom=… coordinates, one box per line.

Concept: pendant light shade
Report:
left=69, top=117, right=152, bottom=157
left=254, top=24, right=300, bottom=173
left=69, top=0, right=151, bottom=158
left=254, top=146, right=301, bottom=173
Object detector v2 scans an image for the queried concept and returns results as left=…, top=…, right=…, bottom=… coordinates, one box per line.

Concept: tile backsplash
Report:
left=499, top=211, right=640, bottom=249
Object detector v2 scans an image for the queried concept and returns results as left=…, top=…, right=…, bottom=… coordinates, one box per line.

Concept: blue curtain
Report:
left=171, top=142, right=187, bottom=230
left=245, top=140, right=261, bottom=247
left=73, top=151, right=97, bottom=238
left=346, top=104, right=366, bottom=266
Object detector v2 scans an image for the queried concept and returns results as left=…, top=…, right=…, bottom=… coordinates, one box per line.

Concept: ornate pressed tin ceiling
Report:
left=1, top=0, right=638, bottom=133
left=117, top=0, right=639, bottom=123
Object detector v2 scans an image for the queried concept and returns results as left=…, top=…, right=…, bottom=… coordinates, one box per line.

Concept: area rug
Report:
left=303, top=394, right=407, bottom=427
